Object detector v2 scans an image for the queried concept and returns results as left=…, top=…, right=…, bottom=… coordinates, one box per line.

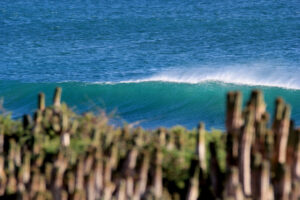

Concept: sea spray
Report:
left=117, top=63, right=300, bottom=90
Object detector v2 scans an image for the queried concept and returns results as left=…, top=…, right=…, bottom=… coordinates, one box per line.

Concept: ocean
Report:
left=0, top=0, right=299, bottom=129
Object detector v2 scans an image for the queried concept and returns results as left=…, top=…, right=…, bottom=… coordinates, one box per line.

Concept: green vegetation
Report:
left=0, top=88, right=299, bottom=199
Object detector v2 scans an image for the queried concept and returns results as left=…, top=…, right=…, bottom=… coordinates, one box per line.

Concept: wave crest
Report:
left=114, top=64, right=300, bottom=90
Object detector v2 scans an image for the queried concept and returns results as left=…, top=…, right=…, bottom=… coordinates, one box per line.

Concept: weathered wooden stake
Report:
left=197, top=122, right=206, bottom=173
left=274, top=104, right=291, bottom=164
left=185, top=159, right=200, bottom=200
left=38, top=93, right=45, bottom=111
left=239, top=105, right=255, bottom=197
left=53, top=87, right=62, bottom=107
left=133, top=151, right=150, bottom=200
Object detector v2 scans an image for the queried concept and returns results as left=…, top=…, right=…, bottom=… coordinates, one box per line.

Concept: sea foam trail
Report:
left=110, top=64, right=300, bottom=90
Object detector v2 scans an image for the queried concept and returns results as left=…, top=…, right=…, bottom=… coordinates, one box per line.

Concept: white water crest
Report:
left=116, top=63, right=300, bottom=90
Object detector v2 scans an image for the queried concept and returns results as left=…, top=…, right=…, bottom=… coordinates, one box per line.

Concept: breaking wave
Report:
left=102, top=64, right=300, bottom=90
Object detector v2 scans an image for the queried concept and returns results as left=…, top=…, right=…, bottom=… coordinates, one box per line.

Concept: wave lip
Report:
left=109, top=65, right=300, bottom=90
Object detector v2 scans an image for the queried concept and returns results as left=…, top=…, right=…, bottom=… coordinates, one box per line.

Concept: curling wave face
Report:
left=1, top=79, right=300, bottom=130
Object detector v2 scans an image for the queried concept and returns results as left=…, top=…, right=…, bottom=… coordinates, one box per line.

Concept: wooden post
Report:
left=133, top=151, right=150, bottom=200
left=185, top=159, right=200, bottom=200
left=197, top=122, right=206, bottom=173
left=38, top=93, right=45, bottom=111
left=84, top=151, right=94, bottom=175
left=86, top=171, right=95, bottom=200
left=255, top=113, right=269, bottom=158
left=116, top=180, right=126, bottom=200
left=224, top=167, right=240, bottom=198
left=45, top=163, right=53, bottom=187
left=66, top=171, right=75, bottom=194
left=226, top=91, right=243, bottom=132
left=249, top=90, right=266, bottom=121
left=75, top=156, right=84, bottom=191
left=291, top=181, right=300, bottom=200
left=238, top=105, right=255, bottom=197
left=61, top=190, right=68, bottom=200
left=153, top=149, right=163, bottom=199
left=259, top=160, right=271, bottom=200
left=0, top=155, right=6, bottom=195
left=94, top=158, right=103, bottom=199
left=53, top=154, right=68, bottom=200
left=293, top=128, right=300, bottom=180
left=274, top=104, right=291, bottom=164
left=109, top=144, right=118, bottom=171
left=123, top=145, right=138, bottom=198
left=279, top=165, right=292, bottom=200
left=103, top=181, right=115, bottom=200
left=0, top=126, right=3, bottom=154
left=274, top=98, right=285, bottom=121
left=209, top=142, right=223, bottom=198
left=6, top=172, right=17, bottom=195
left=22, top=114, right=32, bottom=129
left=53, top=87, right=62, bottom=107
left=60, top=113, right=70, bottom=147
left=226, top=91, right=242, bottom=167
left=23, top=151, right=31, bottom=184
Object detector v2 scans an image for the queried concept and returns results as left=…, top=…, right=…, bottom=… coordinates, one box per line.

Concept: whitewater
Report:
left=99, top=63, right=300, bottom=90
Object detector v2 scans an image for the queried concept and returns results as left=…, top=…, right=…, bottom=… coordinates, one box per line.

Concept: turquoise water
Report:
left=0, top=0, right=299, bottom=129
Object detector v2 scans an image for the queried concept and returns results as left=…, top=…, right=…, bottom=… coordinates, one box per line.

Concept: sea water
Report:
left=0, top=0, right=299, bottom=129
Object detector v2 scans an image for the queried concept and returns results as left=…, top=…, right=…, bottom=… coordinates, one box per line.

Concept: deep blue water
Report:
left=0, top=0, right=299, bottom=129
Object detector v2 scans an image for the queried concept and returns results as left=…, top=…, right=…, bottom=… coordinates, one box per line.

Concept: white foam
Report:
left=113, top=63, right=299, bottom=90
left=89, top=62, right=300, bottom=90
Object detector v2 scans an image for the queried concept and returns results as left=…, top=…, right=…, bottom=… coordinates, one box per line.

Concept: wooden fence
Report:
left=0, top=88, right=299, bottom=199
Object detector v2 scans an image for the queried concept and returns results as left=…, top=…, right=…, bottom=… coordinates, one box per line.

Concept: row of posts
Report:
left=0, top=88, right=299, bottom=199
